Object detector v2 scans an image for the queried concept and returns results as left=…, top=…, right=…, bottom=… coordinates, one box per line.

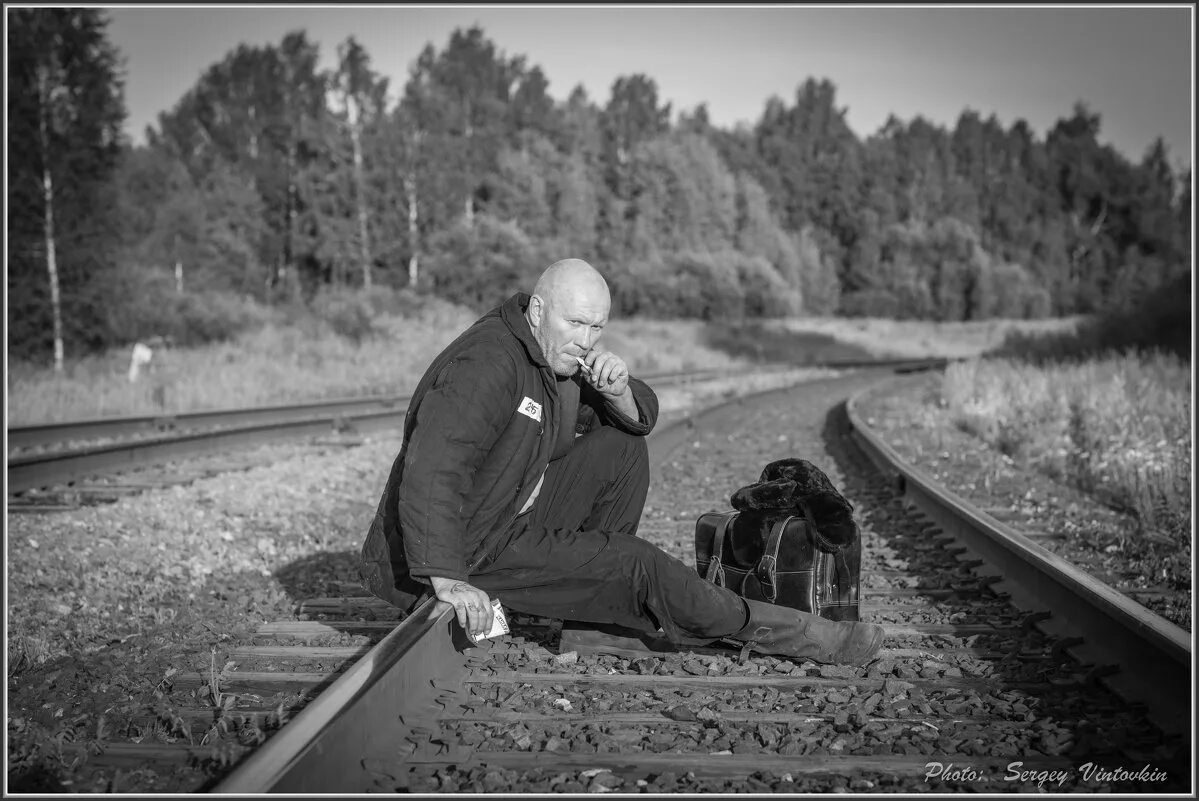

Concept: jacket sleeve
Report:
left=577, top=374, right=658, bottom=437
left=397, top=345, right=515, bottom=583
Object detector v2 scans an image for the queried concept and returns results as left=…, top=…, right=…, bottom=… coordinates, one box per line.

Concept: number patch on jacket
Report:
left=517, top=396, right=543, bottom=422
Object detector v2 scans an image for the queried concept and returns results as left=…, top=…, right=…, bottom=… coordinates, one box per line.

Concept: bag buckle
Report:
left=755, top=555, right=778, bottom=603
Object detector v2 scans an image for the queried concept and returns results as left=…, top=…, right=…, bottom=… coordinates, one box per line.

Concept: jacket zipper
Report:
left=468, top=368, right=556, bottom=574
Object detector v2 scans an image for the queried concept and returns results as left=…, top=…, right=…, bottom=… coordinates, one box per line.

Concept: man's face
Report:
left=530, top=289, right=610, bottom=377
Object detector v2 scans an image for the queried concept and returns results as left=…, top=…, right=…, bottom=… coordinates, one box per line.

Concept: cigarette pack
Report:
left=477, top=598, right=510, bottom=640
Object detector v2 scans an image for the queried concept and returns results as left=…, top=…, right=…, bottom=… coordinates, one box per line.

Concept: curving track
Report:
left=8, top=361, right=920, bottom=499
left=173, top=364, right=1190, bottom=794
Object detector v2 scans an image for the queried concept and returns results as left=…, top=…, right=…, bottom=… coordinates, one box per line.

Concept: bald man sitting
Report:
left=360, top=259, right=883, bottom=665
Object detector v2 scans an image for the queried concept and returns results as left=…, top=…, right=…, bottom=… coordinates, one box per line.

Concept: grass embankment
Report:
left=942, top=353, right=1192, bottom=546
left=5, top=297, right=478, bottom=425
left=772, top=315, right=1087, bottom=359
left=7, top=302, right=1083, bottom=427
left=6, top=305, right=763, bottom=426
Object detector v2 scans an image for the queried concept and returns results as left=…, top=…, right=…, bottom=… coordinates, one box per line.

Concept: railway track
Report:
left=845, top=378, right=1192, bottom=740
left=7, top=360, right=935, bottom=502
left=191, top=365, right=1187, bottom=793
left=13, top=362, right=1189, bottom=793
left=6, top=369, right=734, bottom=454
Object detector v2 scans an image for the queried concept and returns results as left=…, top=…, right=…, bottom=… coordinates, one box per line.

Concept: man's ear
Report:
left=527, top=294, right=544, bottom=327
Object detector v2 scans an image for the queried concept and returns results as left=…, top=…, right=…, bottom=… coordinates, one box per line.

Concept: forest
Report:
left=6, top=9, right=1193, bottom=366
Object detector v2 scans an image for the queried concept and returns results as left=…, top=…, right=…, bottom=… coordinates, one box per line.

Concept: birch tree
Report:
left=7, top=8, right=125, bottom=365
left=331, top=36, right=388, bottom=289
left=34, top=54, right=66, bottom=370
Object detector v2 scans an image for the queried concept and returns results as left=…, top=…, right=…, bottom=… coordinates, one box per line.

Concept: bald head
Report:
left=531, top=259, right=610, bottom=307
left=526, top=259, right=611, bottom=376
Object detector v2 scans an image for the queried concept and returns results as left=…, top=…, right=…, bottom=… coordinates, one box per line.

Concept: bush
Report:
left=793, top=225, right=841, bottom=313
left=666, top=251, right=745, bottom=321
left=731, top=253, right=800, bottom=317
left=997, top=271, right=1192, bottom=364
left=309, top=286, right=378, bottom=343
left=610, top=251, right=745, bottom=321
left=423, top=214, right=540, bottom=310
left=974, top=261, right=1053, bottom=320
left=839, top=287, right=901, bottom=318
left=361, top=285, right=416, bottom=316
left=610, top=256, right=667, bottom=318
left=170, top=290, right=272, bottom=345
left=893, top=278, right=935, bottom=320
left=98, top=263, right=274, bottom=348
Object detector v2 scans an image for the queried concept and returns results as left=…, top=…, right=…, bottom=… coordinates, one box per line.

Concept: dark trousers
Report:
left=469, top=427, right=748, bottom=644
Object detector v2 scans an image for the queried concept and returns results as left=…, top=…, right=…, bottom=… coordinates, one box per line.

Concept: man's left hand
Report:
left=581, top=350, right=629, bottom=398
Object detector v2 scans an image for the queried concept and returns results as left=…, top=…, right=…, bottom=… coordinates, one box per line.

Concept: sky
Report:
left=99, top=4, right=1194, bottom=170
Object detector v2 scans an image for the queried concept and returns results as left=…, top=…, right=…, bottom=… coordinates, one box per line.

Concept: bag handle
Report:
left=754, top=515, right=793, bottom=604
left=704, top=512, right=737, bottom=587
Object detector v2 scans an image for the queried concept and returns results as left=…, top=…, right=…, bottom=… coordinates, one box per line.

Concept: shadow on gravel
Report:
left=273, top=549, right=369, bottom=606
left=819, top=400, right=1191, bottom=792
left=8, top=764, right=72, bottom=793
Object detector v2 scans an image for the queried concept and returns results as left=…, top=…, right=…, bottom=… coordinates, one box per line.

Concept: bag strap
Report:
left=800, top=501, right=847, bottom=554
left=754, top=515, right=793, bottom=604
left=703, top=512, right=737, bottom=587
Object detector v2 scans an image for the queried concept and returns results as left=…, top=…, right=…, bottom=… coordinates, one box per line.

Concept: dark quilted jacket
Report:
left=360, top=292, right=659, bottom=610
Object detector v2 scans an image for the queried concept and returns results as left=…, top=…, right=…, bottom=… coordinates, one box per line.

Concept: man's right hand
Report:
left=429, top=576, right=493, bottom=642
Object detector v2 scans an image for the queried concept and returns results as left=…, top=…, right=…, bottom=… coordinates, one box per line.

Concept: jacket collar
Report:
left=500, top=292, right=550, bottom=369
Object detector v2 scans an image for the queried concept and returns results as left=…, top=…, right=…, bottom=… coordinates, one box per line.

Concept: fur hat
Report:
left=729, top=457, right=858, bottom=552
left=729, top=477, right=797, bottom=511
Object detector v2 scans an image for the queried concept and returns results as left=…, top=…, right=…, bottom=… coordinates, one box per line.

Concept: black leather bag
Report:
left=694, top=509, right=860, bottom=621
left=693, top=457, right=863, bottom=622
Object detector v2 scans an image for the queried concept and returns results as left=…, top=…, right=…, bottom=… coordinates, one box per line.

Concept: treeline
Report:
left=7, top=9, right=1192, bottom=364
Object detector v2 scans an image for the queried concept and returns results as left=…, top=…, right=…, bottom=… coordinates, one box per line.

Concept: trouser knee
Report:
left=584, top=425, right=648, bottom=463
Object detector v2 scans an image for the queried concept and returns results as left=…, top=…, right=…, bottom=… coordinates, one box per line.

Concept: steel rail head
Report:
left=6, top=395, right=410, bottom=450
left=211, top=598, right=462, bottom=794
left=844, top=373, right=1192, bottom=737
left=5, top=409, right=412, bottom=494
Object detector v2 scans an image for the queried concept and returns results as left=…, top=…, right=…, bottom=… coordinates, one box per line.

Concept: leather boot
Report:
left=734, top=599, right=884, bottom=665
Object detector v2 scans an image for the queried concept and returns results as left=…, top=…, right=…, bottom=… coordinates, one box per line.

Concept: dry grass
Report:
left=2, top=315, right=759, bottom=426
left=772, top=315, right=1087, bottom=359
left=5, top=300, right=481, bottom=424
left=941, top=352, right=1192, bottom=542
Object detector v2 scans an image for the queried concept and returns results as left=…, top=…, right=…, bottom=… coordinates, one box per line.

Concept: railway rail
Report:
left=845, top=380, right=1192, bottom=740
left=14, top=361, right=1190, bottom=793
left=6, top=359, right=937, bottom=499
